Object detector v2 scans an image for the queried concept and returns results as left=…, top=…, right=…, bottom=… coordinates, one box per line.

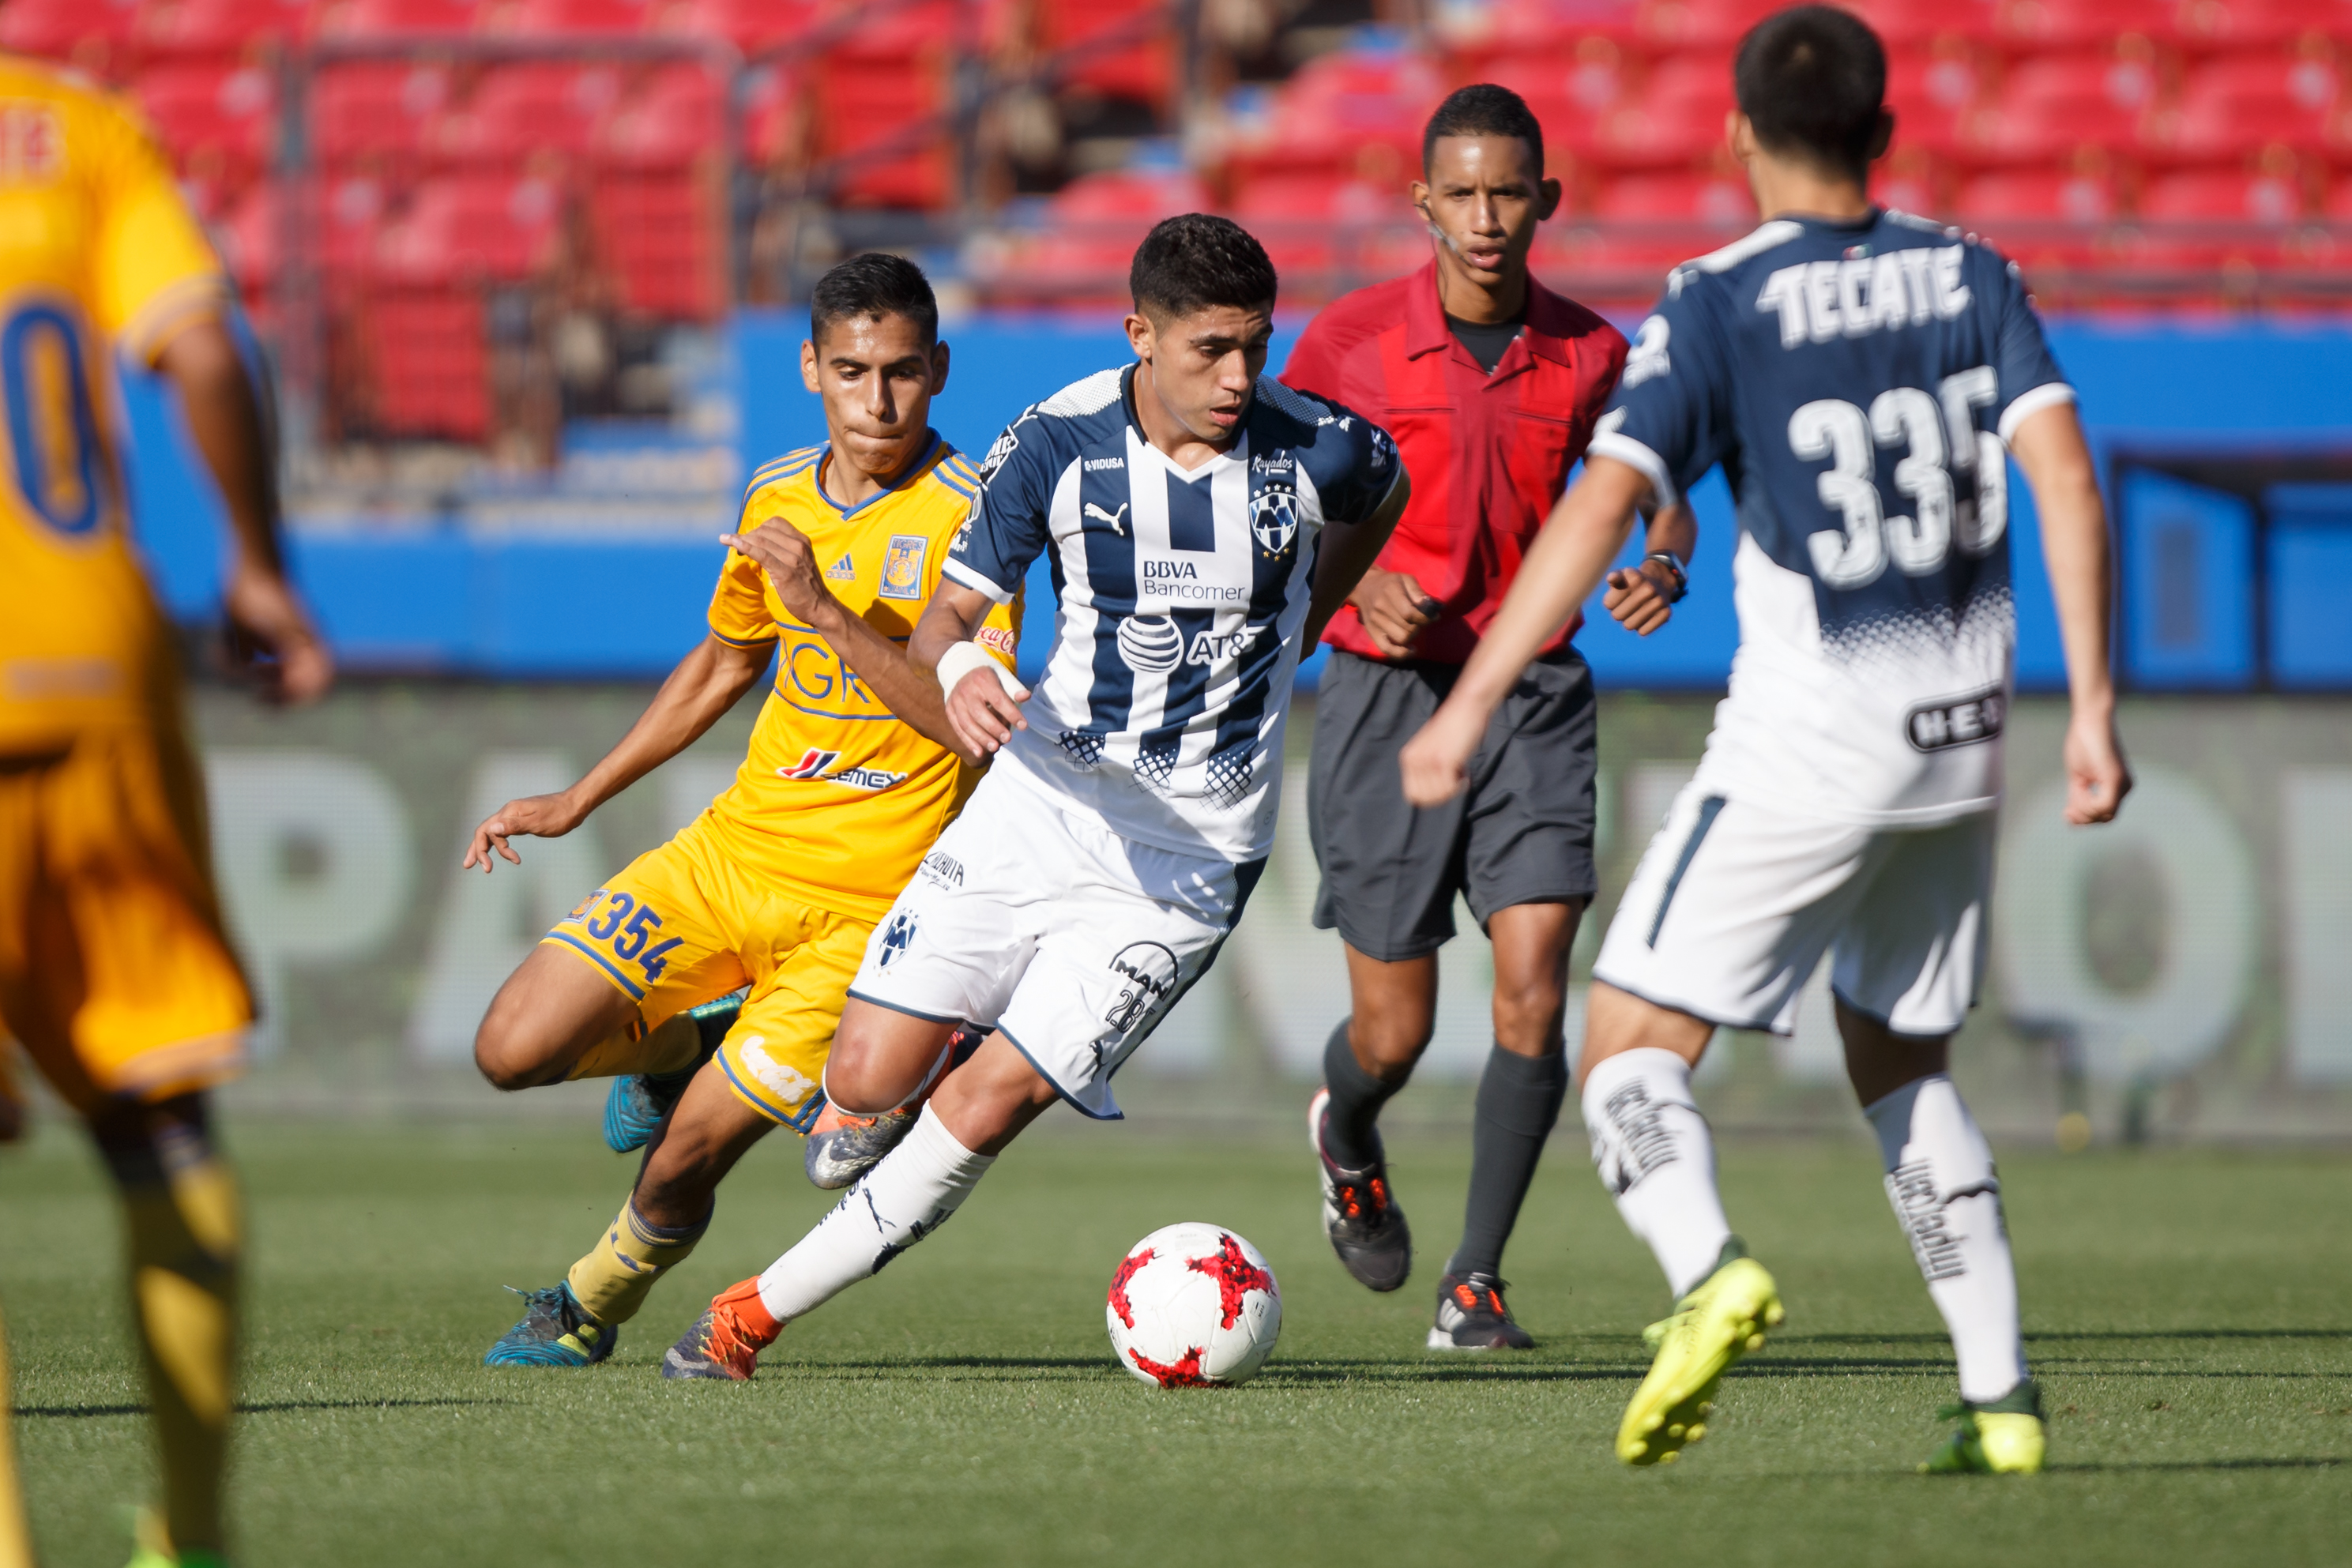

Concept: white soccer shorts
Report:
left=845, top=767, right=1263, bottom=1119
left=1594, top=782, right=1996, bottom=1038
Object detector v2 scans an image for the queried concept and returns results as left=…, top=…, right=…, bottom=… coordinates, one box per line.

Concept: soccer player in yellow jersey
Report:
left=0, top=56, right=333, bottom=1568
left=470, top=255, right=1017, bottom=1367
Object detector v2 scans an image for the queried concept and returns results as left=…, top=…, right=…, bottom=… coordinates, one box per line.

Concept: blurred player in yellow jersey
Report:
left=468, top=254, right=1017, bottom=1368
left=0, top=56, right=333, bottom=1568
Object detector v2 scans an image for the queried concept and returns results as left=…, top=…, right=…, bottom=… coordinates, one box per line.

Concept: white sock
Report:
left=1864, top=1074, right=2028, bottom=1404
left=756, top=1105, right=995, bottom=1322
left=1582, top=1047, right=1733, bottom=1299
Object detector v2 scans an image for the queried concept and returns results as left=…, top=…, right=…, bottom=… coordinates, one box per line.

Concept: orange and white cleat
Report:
left=660, top=1278, right=781, bottom=1382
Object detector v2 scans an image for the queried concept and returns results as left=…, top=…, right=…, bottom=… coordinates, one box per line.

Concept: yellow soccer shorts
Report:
left=540, top=816, right=870, bottom=1132
left=0, top=720, right=252, bottom=1115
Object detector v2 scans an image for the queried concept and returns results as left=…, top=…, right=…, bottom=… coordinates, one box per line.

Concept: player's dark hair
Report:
left=1733, top=6, right=1888, bottom=181
left=1129, top=214, right=1278, bottom=321
left=1422, top=83, right=1545, bottom=178
left=809, top=252, right=939, bottom=347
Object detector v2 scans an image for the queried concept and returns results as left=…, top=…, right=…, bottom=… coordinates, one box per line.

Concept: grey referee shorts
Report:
left=1308, top=645, right=1599, bottom=963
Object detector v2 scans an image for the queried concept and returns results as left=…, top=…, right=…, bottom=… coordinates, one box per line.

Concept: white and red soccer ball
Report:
left=1105, top=1223, right=1281, bottom=1387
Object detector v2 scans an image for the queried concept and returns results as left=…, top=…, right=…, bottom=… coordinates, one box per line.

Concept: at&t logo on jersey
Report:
left=1187, top=626, right=1259, bottom=666
left=1116, top=614, right=1184, bottom=674
left=777, top=747, right=909, bottom=792
left=1249, top=483, right=1299, bottom=555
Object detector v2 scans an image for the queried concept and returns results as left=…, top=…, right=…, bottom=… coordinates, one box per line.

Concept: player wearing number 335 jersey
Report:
left=1591, top=211, right=2071, bottom=831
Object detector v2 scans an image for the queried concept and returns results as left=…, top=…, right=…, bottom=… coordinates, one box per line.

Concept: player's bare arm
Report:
left=154, top=317, right=333, bottom=705
left=1400, top=456, right=1650, bottom=805
left=721, top=513, right=979, bottom=762
left=463, top=634, right=770, bottom=872
left=1603, top=502, right=1698, bottom=637
left=2010, top=400, right=2132, bottom=825
left=1304, top=471, right=1415, bottom=649
left=910, top=581, right=1030, bottom=760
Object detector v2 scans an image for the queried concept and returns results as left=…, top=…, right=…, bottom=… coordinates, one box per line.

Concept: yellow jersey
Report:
left=0, top=58, right=231, bottom=753
left=702, top=433, right=1018, bottom=920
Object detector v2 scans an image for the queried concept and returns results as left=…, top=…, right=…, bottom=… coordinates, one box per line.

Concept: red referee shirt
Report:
left=1281, top=259, right=1628, bottom=665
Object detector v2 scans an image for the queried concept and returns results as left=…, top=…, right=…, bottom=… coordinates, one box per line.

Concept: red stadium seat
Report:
left=373, top=173, right=566, bottom=284
left=310, top=0, right=481, bottom=36
left=1873, top=152, right=1945, bottom=217
left=2143, top=55, right=2339, bottom=163
left=1992, top=0, right=2185, bottom=48
left=362, top=288, right=490, bottom=441
left=473, top=0, right=656, bottom=34
left=1840, top=0, right=2003, bottom=47
left=133, top=63, right=278, bottom=188
left=1483, top=40, right=1641, bottom=162
left=649, top=0, right=827, bottom=55
left=595, top=64, right=724, bottom=169
left=1585, top=53, right=1735, bottom=169
left=1035, top=0, right=1176, bottom=109
left=739, top=62, right=805, bottom=167
left=974, top=169, right=1214, bottom=302
left=1633, top=0, right=1782, bottom=51
left=2173, top=0, right=2348, bottom=51
left=1953, top=167, right=2117, bottom=269
left=1231, top=175, right=1394, bottom=284
left=588, top=173, right=723, bottom=316
left=1050, top=168, right=1215, bottom=224
left=1885, top=46, right=1992, bottom=156
left=318, top=172, right=393, bottom=285
left=138, top=0, right=318, bottom=60
left=218, top=181, right=278, bottom=294
left=431, top=63, right=624, bottom=165
left=809, top=2, right=961, bottom=209
left=0, top=0, right=143, bottom=70
left=1434, top=0, right=1643, bottom=75
left=2140, top=167, right=2305, bottom=220
left=1591, top=170, right=1754, bottom=221
left=311, top=62, right=452, bottom=167
left=1955, top=51, right=2162, bottom=164
left=1225, top=48, right=1447, bottom=188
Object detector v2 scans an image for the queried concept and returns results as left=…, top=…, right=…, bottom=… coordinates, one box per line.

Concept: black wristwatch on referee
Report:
left=1643, top=551, right=1689, bottom=604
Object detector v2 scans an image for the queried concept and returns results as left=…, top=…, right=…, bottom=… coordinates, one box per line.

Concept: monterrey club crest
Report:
left=1249, top=483, right=1299, bottom=556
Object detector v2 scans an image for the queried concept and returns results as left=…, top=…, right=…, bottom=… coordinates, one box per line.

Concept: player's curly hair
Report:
left=1422, top=83, right=1545, bottom=178
left=1734, top=6, right=1889, bottom=182
left=1129, top=214, right=1278, bottom=323
left=810, top=251, right=939, bottom=346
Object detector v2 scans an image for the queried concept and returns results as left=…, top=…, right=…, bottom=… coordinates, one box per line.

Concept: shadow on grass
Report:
left=2048, top=1457, right=2344, bottom=1472
left=15, top=1397, right=506, bottom=1419
left=1778, top=1329, right=2352, bottom=1344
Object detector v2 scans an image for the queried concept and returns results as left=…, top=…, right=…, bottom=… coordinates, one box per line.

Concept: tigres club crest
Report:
left=879, top=534, right=927, bottom=600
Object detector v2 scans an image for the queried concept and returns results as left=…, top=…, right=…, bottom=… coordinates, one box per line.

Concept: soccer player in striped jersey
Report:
left=468, top=256, right=1018, bottom=1369
left=661, top=216, right=1411, bottom=1380
left=1402, top=9, right=2129, bottom=1472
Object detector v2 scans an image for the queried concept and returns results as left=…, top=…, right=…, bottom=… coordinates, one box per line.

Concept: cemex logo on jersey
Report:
left=1103, top=941, right=1180, bottom=1035
left=877, top=910, right=919, bottom=968
left=777, top=747, right=909, bottom=791
left=1906, top=686, right=2006, bottom=752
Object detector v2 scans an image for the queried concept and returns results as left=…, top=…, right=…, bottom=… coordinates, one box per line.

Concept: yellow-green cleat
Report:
left=126, top=1506, right=229, bottom=1567
left=1616, top=1242, right=1784, bottom=1466
left=1921, top=1381, right=2047, bottom=1474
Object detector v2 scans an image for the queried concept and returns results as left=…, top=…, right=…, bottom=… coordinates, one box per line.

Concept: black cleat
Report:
left=1428, top=1271, right=1535, bottom=1350
left=1309, top=1086, right=1412, bottom=1292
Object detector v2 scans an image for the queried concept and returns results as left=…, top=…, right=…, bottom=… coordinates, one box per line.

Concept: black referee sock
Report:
left=1319, top=1019, right=1404, bottom=1171
left=1447, top=1044, right=1570, bottom=1280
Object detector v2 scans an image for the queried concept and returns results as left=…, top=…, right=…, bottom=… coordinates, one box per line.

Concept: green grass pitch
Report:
left=6, top=1116, right=2348, bottom=1566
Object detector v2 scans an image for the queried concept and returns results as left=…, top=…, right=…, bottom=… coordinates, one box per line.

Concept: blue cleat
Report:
left=603, top=989, right=744, bottom=1154
left=484, top=1281, right=616, bottom=1367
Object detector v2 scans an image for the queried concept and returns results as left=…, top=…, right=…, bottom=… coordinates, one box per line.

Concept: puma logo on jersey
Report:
left=1756, top=245, right=1973, bottom=349
left=1084, top=501, right=1130, bottom=534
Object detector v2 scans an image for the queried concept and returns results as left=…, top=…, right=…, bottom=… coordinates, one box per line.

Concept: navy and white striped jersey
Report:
left=946, top=363, right=1400, bottom=861
left=1592, top=210, right=2074, bottom=825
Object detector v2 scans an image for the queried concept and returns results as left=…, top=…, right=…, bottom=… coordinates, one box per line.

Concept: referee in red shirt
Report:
left=1285, top=84, right=1692, bottom=1348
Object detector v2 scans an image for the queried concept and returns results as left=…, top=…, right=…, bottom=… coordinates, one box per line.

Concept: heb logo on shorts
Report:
left=1905, top=686, right=2007, bottom=753
left=777, top=747, right=909, bottom=792
left=1103, top=941, right=1179, bottom=1035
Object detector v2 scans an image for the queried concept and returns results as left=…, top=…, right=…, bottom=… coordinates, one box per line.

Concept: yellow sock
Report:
left=563, top=1010, right=702, bottom=1083
left=119, top=1138, right=239, bottom=1559
left=0, top=1300, right=33, bottom=1568
left=566, top=1200, right=708, bottom=1326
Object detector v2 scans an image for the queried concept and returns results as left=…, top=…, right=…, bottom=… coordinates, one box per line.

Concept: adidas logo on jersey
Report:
left=825, top=553, right=856, bottom=581
left=1756, top=244, right=1974, bottom=349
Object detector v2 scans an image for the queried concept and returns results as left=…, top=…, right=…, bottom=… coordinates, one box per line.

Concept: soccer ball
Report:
left=1104, top=1223, right=1281, bottom=1387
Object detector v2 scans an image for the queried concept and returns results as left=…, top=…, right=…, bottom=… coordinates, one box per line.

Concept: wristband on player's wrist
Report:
left=1643, top=551, right=1689, bottom=604
left=935, top=639, right=1028, bottom=701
